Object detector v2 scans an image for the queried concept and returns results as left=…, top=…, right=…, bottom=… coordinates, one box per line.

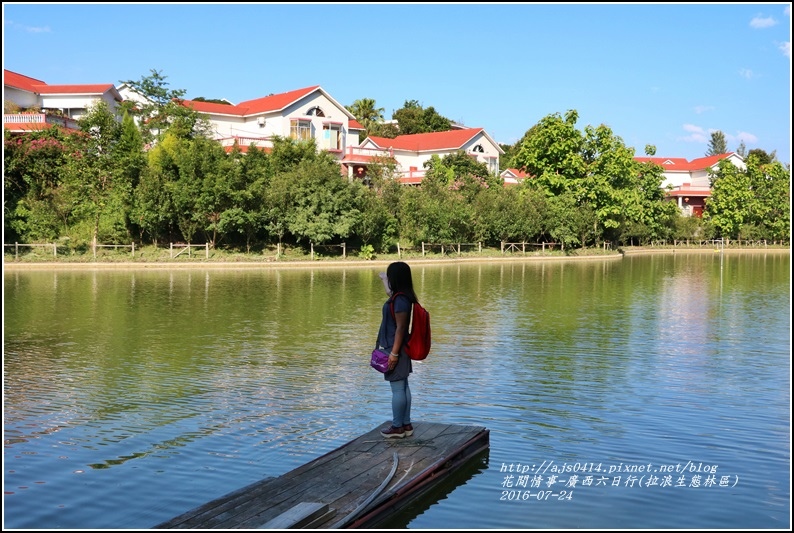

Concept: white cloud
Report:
left=779, top=41, right=791, bottom=57
left=678, top=124, right=708, bottom=143
left=694, top=105, right=714, bottom=114
left=738, top=68, right=755, bottom=80
left=24, top=25, right=51, bottom=33
left=750, top=15, right=777, bottom=28
left=6, top=20, right=51, bottom=33
left=785, top=6, right=791, bottom=17
left=733, top=131, right=758, bottom=145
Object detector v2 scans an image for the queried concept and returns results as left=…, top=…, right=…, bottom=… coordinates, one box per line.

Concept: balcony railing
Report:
left=398, top=168, right=426, bottom=185
left=218, top=136, right=272, bottom=148
left=4, top=113, right=79, bottom=129
left=344, top=146, right=393, bottom=159
left=4, top=113, right=45, bottom=123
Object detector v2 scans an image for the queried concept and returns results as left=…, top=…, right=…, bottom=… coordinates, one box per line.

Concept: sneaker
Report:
left=403, top=424, right=414, bottom=436
left=380, top=425, right=406, bottom=439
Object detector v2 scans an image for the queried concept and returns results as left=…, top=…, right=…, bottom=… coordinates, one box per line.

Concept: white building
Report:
left=634, top=153, right=746, bottom=217
left=3, top=69, right=122, bottom=132
left=180, top=86, right=365, bottom=158
left=354, top=128, right=504, bottom=184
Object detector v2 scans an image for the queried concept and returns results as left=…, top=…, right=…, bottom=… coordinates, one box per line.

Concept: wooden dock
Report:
left=155, top=421, right=489, bottom=529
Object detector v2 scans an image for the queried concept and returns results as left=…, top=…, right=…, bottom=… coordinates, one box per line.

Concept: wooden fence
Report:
left=310, top=242, right=346, bottom=260
left=170, top=243, right=209, bottom=259
left=500, top=242, right=558, bottom=254
left=421, top=242, right=482, bottom=256
left=3, top=242, right=58, bottom=259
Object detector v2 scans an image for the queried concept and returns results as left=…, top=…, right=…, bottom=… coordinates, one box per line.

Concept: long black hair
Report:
left=386, top=261, right=418, bottom=303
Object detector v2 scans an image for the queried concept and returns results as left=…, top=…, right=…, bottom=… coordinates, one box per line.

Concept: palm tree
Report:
left=346, top=98, right=385, bottom=137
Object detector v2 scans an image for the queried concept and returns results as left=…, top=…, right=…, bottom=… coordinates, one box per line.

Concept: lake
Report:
left=3, top=251, right=791, bottom=529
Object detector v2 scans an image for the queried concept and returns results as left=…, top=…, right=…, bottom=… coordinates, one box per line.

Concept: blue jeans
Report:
left=390, top=378, right=412, bottom=427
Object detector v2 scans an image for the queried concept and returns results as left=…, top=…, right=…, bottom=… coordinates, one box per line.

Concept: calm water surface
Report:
left=3, top=253, right=791, bottom=529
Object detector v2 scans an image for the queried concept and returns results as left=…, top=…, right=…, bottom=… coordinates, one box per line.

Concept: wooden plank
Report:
left=258, top=502, right=329, bottom=529
left=155, top=422, right=489, bottom=529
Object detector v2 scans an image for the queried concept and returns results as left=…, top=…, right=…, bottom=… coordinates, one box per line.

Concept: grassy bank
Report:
left=2, top=241, right=788, bottom=270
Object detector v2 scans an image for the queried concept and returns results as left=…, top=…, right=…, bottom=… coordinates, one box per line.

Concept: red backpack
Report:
left=390, top=292, right=431, bottom=361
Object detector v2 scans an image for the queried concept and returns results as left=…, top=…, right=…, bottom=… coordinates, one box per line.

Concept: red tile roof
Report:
left=5, top=69, right=120, bottom=100
left=348, top=119, right=364, bottom=130
left=4, top=122, right=54, bottom=132
left=182, top=86, right=321, bottom=116
left=183, top=100, right=245, bottom=116
left=4, top=69, right=46, bottom=92
left=502, top=168, right=528, bottom=178
left=634, top=153, right=736, bottom=172
left=366, top=128, right=485, bottom=152
left=37, top=83, right=117, bottom=95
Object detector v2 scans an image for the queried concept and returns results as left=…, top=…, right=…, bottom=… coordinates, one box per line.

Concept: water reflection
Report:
left=3, top=253, right=790, bottom=529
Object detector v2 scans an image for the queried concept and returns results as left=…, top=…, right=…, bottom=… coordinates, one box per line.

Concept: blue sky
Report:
left=3, top=3, right=791, bottom=164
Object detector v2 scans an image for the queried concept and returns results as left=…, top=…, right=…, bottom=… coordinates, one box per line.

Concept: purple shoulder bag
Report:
left=370, top=348, right=390, bottom=373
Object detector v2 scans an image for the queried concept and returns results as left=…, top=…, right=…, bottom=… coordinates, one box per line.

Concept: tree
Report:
left=345, top=98, right=384, bottom=138
left=644, top=144, right=656, bottom=156
left=392, top=100, right=452, bottom=135
left=292, top=159, right=363, bottom=245
left=513, top=110, right=585, bottom=196
left=223, top=145, right=270, bottom=252
left=747, top=148, right=776, bottom=165
left=736, top=140, right=747, bottom=158
left=191, top=97, right=232, bottom=105
left=4, top=128, right=73, bottom=241
left=703, top=159, right=755, bottom=238
left=64, top=100, right=130, bottom=249
left=706, top=130, right=728, bottom=156
left=743, top=156, right=790, bottom=242
left=422, top=151, right=496, bottom=202
left=115, top=111, right=146, bottom=237
left=119, top=69, right=211, bottom=143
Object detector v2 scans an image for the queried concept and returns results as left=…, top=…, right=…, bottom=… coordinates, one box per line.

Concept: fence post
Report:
left=501, top=241, right=504, bottom=254
left=342, top=243, right=346, bottom=258
left=422, top=242, right=425, bottom=256
left=54, top=242, right=57, bottom=257
left=206, top=243, right=209, bottom=259
left=311, top=242, right=314, bottom=260
left=479, top=242, right=482, bottom=254
left=16, top=242, right=19, bottom=260
left=457, top=243, right=461, bottom=256
left=397, top=242, right=401, bottom=258
left=170, top=243, right=173, bottom=258
left=132, top=242, right=135, bottom=258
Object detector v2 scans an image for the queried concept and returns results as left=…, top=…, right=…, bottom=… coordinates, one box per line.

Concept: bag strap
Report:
left=389, top=292, right=414, bottom=320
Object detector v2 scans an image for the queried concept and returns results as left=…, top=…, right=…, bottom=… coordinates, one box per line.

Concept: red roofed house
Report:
left=179, top=86, right=365, bottom=161
left=634, top=153, right=746, bottom=217
left=500, top=168, right=529, bottom=186
left=4, top=69, right=122, bottom=133
left=354, top=128, right=503, bottom=185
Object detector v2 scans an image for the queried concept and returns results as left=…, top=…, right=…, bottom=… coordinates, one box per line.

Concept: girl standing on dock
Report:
left=376, top=262, right=416, bottom=439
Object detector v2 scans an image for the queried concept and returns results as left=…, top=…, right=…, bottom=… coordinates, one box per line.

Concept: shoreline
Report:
left=2, top=247, right=788, bottom=270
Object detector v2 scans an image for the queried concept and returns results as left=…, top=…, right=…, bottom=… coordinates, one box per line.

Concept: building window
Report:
left=290, top=119, right=312, bottom=141
left=306, top=106, right=325, bottom=117
left=486, top=156, right=498, bottom=174
left=472, top=144, right=484, bottom=153
left=323, top=124, right=343, bottom=151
